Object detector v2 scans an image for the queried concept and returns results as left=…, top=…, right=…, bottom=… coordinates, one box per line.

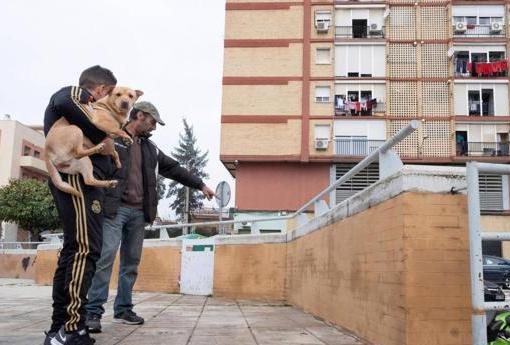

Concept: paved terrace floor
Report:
left=0, top=279, right=365, bottom=345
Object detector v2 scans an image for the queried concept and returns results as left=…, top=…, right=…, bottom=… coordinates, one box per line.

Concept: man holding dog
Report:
left=84, top=101, right=215, bottom=333
left=43, top=65, right=117, bottom=345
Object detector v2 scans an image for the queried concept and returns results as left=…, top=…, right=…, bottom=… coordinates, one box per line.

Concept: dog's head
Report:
left=105, top=86, right=143, bottom=118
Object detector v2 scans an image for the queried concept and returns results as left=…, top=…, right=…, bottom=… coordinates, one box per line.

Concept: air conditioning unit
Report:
left=315, top=139, right=329, bottom=150
left=454, top=21, right=467, bottom=33
left=369, top=23, right=382, bottom=32
left=316, top=21, right=330, bottom=33
left=491, top=21, right=503, bottom=33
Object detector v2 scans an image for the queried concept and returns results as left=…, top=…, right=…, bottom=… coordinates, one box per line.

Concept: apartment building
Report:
left=220, top=0, right=510, bottom=234
left=0, top=115, right=47, bottom=241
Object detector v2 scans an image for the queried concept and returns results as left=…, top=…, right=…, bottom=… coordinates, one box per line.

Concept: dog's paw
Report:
left=122, top=136, right=133, bottom=145
left=96, top=143, right=106, bottom=153
left=107, top=180, right=119, bottom=188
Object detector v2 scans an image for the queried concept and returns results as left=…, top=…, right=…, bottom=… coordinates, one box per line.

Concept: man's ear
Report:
left=135, top=90, right=144, bottom=98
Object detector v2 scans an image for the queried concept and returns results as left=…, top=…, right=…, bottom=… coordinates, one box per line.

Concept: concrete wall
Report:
left=221, top=121, right=302, bottom=156
left=287, top=192, right=471, bottom=345
left=225, top=7, right=303, bottom=40
left=224, top=44, right=303, bottom=77
left=0, top=251, right=36, bottom=279
left=35, top=242, right=181, bottom=293
left=214, top=242, right=286, bottom=300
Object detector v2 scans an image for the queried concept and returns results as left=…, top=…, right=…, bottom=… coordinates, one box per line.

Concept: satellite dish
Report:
left=215, top=181, right=231, bottom=208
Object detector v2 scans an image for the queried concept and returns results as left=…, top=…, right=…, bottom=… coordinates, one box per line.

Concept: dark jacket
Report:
left=103, top=136, right=205, bottom=223
left=44, top=86, right=112, bottom=179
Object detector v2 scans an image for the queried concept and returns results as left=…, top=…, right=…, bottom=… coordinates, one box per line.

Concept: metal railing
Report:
left=467, top=162, right=510, bottom=344
left=335, top=139, right=385, bottom=156
left=0, top=242, right=44, bottom=250
left=148, top=120, right=420, bottom=237
left=457, top=142, right=510, bottom=157
left=335, top=26, right=385, bottom=38
left=335, top=101, right=385, bottom=116
left=453, top=24, right=506, bottom=38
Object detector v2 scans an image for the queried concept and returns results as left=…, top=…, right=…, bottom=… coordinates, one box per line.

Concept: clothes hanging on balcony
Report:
left=468, top=60, right=508, bottom=77
left=456, top=60, right=468, bottom=74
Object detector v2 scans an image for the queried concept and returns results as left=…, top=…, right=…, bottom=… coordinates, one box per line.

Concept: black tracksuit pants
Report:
left=48, top=174, right=104, bottom=333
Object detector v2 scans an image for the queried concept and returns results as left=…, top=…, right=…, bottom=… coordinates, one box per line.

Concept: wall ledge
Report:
left=287, top=165, right=467, bottom=242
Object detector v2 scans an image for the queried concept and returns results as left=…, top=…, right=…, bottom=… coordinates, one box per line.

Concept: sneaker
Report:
left=42, top=331, right=56, bottom=345
left=85, top=314, right=102, bottom=334
left=50, top=326, right=95, bottom=345
left=113, top=310, right=144, bottom=325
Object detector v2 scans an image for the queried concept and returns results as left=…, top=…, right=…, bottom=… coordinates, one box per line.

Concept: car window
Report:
left=485, top=257, right=504, bottom=265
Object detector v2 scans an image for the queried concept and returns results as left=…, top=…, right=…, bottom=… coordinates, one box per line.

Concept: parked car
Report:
left=483, top=255, right=510, bottom=288
left=485, top=280, right=506, bottom=302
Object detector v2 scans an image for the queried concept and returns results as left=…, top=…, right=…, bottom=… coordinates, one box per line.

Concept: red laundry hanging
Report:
left=355, top=102, right=361, bottom=113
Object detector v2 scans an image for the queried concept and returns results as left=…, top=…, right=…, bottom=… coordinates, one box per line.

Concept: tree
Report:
left=0, top=178, right=61, bottom=238
left=156, top=175, right=166, bottom=201
left=166, top=119, right=209, bottom=221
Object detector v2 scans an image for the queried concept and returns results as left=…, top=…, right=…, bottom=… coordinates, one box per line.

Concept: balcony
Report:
left=454, top=59, right=508, bottom=77
left=19, top=155, right=47, bottom=175
left=335, top=138, right=385, bottom=156
left=335, top=100, right=385, bottom=116
left=335, top=26, right=385, bottom=39
left=453, top=24, right=505, bottom=38
left=456, top=142, right=510, bottom=157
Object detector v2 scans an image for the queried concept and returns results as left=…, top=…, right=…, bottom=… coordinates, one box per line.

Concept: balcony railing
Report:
left=335, top=26, right=385, bottom=38
left=335, top=101, right=385, bottom=116
left=454, top=59, right=508, bottom=77
left=456, top=142, right=510, bottom=157
left=335, top=139, right=385, bottom=156
left=453, top=24, right=505, bottom=38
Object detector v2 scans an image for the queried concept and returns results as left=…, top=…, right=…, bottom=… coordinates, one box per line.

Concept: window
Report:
left=468, top=89, right=494, bottom=116
left=316, top=48, right=331, bottom=64
left=352, top=19, right=368, bottom=38
left=479, top=17, right=490, bottom=25
left=314, top=124, right=330, bottom=140
left=489, top=51, right=505, bottom=62
left=315, top=86, right=331, bottom=103
left=23, top=145, right=31, bottom=156
left=33, top=150, right=40, bottom=158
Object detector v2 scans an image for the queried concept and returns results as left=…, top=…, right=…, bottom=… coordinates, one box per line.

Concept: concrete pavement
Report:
left=0, top=279, right=365, bottom=345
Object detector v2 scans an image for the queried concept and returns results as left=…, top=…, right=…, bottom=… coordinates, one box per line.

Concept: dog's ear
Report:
left=135, top=90, right=144, bottom=98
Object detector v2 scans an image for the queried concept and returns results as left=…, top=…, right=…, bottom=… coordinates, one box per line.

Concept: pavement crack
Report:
left=236, top=301, right=260, bottom=345
left=184, top=296, right=208, bottom=345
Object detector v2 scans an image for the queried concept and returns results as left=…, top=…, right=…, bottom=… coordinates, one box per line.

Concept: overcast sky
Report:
left=0, top=0, right=233, bottom=219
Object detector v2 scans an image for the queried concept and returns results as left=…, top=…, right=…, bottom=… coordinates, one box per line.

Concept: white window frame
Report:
left=466, top=86, right=496, bottom=116
left=316, top=47, right=332, bottom=65
left=315, top=86, right=331, bottom=103
left=314, top=124, right=331, bottom=140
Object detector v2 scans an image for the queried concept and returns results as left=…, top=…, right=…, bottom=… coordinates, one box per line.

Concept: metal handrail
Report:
left=149, top=120, right=420, bottom=233
left=466, top=162, right=510, bottom=344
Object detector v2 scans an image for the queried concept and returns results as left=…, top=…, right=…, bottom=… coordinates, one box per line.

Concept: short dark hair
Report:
left=79, top=65, right=117, bottom=90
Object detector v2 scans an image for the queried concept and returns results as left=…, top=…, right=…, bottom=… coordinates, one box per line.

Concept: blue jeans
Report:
left=86, top=206, right=145, bottom=317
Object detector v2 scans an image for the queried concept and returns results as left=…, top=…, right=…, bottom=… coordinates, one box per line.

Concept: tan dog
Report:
left=45, top=86, right=143, bottom=197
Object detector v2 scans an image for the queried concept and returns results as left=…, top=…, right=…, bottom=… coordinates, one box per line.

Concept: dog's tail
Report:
left=45, top=156, right=82, bottom=198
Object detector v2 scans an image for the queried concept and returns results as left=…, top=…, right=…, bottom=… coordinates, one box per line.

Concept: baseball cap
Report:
left=133, top=101, right=165, bottom=126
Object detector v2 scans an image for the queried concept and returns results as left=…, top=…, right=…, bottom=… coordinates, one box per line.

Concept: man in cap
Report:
left=85, top=101, right=215, bottom=331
